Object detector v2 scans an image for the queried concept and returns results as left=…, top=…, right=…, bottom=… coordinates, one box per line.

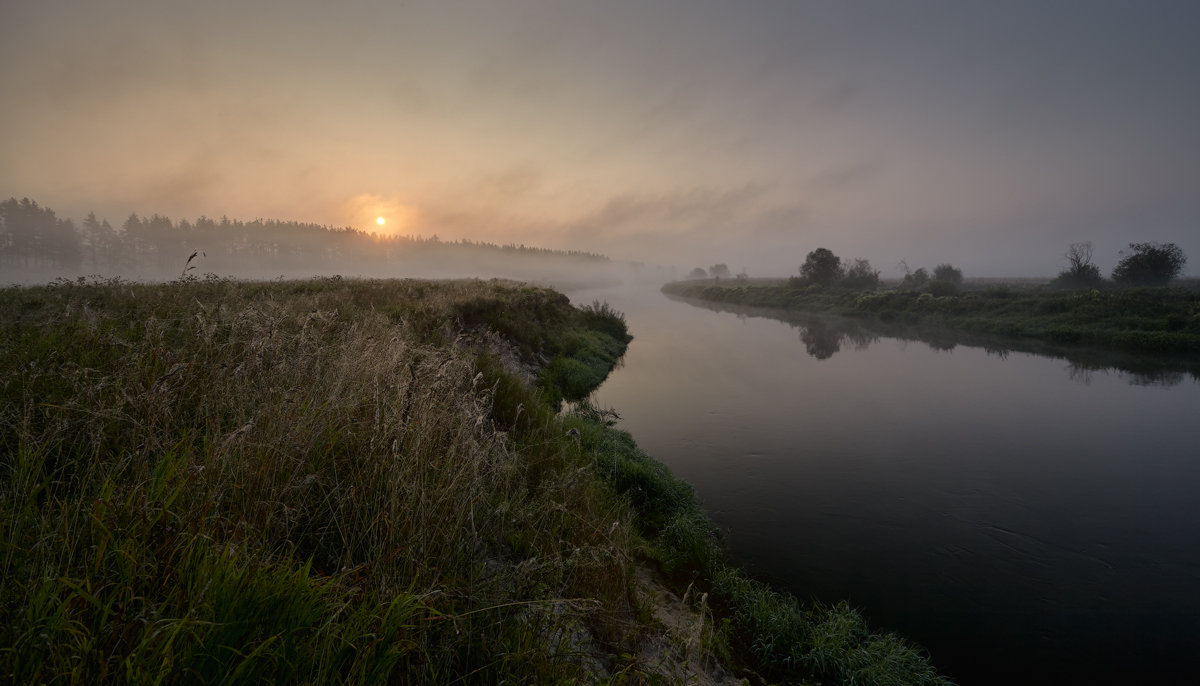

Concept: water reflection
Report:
left=579, top=285, right=1200, bottom=685
left=668, top=293, right=1199, bottom=388
left=797, top=317, right=875, bottom=359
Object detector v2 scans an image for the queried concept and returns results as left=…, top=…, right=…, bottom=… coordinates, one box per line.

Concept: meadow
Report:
left=1, top=276, right=949, bottom=684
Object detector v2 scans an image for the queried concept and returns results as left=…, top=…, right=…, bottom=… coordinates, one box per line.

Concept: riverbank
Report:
left=663, top=279, right=1200, bottom=355
left=1, top=276, right=949, bottom=684
left=666, top=292, right=1200, bottom=384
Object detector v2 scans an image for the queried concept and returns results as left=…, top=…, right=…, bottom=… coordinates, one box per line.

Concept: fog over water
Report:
left=579, top=285, right=1200, bottom=686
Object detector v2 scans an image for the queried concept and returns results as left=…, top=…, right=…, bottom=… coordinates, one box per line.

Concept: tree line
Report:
left=684, top=241, right=1188, bottom=293
left=0, top=197, right=609, bottom=280
left=791, top=241, right=1188, bottom=293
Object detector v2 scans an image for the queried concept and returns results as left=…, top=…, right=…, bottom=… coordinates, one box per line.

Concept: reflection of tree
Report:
left=1067, top=363, right=1186, bottom=388
left=985, top=347, right=1010, bottom=360
left=799, top=322, right=842, bottom=359
left=1067, top=363, right=1095, bottom=385
left=1125, top=370, right=1184, bottom=387
left=845, top=329, right=877, bottom=352
left=925, top=339, right=957, bottom=352
left=666, top=291, right=1200, bottom=387
left=785, top=315, right=882, bottom=360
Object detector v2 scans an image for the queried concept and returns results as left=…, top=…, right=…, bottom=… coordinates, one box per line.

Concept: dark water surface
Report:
left=575, top=286, right=1200, bottom=685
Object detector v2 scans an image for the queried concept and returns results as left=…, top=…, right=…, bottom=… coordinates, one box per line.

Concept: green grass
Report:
left=1, top=276, right=634, bottom=683
left=2, top=275, right=951, bottom=685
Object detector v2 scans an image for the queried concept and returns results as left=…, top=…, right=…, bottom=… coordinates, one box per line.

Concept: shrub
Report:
left=932, top=264, right=964, bottom=286
left=841, top=258, right=881, bottom=290
left=926, top=279, right=959, bottom=297
left=1112, top=242, right=1186, bottom=286
left=900, top=268, right=929, bottom=290
left=1052, top=242, right=1105, bottom=289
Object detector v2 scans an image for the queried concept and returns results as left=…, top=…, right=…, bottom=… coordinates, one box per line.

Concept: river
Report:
left=572, top=284, right=1200, bottom=685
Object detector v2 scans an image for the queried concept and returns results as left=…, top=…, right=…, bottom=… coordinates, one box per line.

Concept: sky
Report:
left=2, top=0, right=1198, bottom=277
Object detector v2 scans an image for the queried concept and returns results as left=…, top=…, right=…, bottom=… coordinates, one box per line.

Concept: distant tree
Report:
left=932, top=263, right=963, bottom=286
left=123, top=213, right=147, bottom=263
left=0, top=197, right=80, bottom=268
left=45, top=216, right=81, bottom=269
left=81, top=212, right=123, bottom=272
left=709, top=263, right=732, bottom=279
left=841, top=258, right=880, bottom=290
left=799, top=248, right=843, bottom=286
left=1111, top=242, right=1186, bottom=286
left=687, top=267, right=708, bottom=280
left=1051, top=242, right=1104, bottom=288
left=1, top=198, right=43, bottom=266
left=900, top=267, right=930, bottom=290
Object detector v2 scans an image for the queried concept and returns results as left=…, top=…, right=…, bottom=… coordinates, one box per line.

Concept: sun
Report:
left=376, top=216, right=386, bottom=226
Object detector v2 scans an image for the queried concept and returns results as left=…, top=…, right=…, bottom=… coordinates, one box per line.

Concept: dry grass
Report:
left=1, top=276, right=636, bottom=683
left=2, top=275, right=952, bottom=685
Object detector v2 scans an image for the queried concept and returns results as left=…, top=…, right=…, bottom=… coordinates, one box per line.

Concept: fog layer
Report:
left=3, top=1, right=1198, bottom=277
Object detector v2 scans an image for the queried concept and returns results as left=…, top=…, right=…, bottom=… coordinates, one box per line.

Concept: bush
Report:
left=841, top=258, right=881, bottom=290
left=1052, top=242, right=1105, bottom=289
left=1051, top=264, right=1104, bottom=289
left=926, top=280, right=959, bottom=297
left=1112, top=242, right=1186, bottom=286
left=932, top=264, right=963, bottom=286
left=900, top=268, right=929, bottom=290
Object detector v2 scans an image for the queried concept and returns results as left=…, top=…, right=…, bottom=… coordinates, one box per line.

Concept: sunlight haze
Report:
left=2, top=0, right=1198, bottom=277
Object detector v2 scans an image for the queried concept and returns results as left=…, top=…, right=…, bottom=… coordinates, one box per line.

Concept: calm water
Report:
left=575, top=286, right=1200, bottom=685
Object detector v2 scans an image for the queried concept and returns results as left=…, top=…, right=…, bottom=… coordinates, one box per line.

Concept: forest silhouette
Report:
left=0, top=197, right=613, bottom=283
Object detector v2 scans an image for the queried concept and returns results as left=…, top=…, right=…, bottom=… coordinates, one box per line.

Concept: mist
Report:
left=0, top=198, right=674, bottom=289
left=3, top=1, right=1199, bottom=278
left=6, top=4, right=1200, bottom=683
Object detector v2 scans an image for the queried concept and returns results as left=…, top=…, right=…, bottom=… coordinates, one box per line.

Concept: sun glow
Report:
left=345, top=194, right=419, bottom=235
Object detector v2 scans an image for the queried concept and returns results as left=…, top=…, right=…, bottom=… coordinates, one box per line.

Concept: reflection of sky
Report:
left=587, top=287, right=1200, bottom=684
left=3, top=1, right=1199, bottom=276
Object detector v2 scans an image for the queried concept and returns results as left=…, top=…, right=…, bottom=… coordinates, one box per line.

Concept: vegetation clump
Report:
left=1050, top=242, right=1105, bottom=289
left=1111, top=242, right=1187, bottom=286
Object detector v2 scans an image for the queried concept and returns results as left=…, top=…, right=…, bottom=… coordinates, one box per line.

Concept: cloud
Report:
left=563, top=186, right=763, bottom=240
left=807, top=163, right=880, bottom=191
left=132, top=154, right=224, bottom=211
left=475, top=166, right=544, bottom=198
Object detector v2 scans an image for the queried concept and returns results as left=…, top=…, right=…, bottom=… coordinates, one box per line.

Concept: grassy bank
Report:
left=663, top=280, right=1200, bottom=355
left=1, top=276, right=949, bottom=684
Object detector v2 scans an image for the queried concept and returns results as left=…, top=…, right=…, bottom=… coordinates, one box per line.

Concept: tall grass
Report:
left=1, top=276, right=635, bottom=683
left=2, top=275, right=952, bottom=685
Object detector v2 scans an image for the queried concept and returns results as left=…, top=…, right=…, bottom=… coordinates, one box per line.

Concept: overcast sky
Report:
left=2, top=0, right=1198, bottom=276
